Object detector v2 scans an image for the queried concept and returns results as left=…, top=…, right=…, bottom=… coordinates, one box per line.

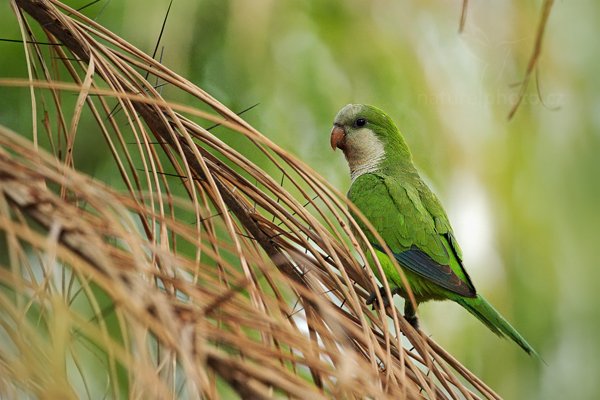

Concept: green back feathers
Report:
left=348, top=173, right=476, bottom=298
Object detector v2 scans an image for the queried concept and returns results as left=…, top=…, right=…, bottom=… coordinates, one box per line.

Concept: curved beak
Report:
left=330, top=125, right=346, bottom=151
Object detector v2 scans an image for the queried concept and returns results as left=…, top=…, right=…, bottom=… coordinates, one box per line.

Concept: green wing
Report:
left=348, top=173, right=476, bottom=298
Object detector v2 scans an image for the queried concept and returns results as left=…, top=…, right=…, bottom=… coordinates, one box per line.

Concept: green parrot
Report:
left=330, top=104, right=537, bottom=356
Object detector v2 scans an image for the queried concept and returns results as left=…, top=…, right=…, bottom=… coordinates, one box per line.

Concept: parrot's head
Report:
left=330, top=104, right=411, bottom=180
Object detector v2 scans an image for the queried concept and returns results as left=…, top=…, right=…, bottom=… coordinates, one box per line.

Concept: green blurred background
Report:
left=1, top=0, right=598, bottom=398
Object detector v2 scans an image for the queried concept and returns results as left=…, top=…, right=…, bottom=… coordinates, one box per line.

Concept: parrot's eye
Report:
left=354, top=118, right=367, bottom=127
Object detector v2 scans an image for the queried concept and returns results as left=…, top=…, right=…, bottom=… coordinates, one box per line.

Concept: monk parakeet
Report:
left=330, top=104, right=537, bottom=356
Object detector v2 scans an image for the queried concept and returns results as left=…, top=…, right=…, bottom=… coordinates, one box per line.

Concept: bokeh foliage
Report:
left=1, top=0, right=598, bottom=399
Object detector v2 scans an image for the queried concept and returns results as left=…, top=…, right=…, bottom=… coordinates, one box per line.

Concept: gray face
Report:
left=332, top=104, right=385, bottom=181
left=333, top=104, right=363, bottom=127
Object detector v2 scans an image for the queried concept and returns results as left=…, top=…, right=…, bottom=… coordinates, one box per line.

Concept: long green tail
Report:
left=456, top=294, right=539, bottom=358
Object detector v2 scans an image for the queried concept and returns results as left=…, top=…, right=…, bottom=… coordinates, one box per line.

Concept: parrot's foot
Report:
left=366, top=286, right=400, bottom=309
left=404, top=301, right=419, bottom=330
left=404, top=313, right=419, bottom=329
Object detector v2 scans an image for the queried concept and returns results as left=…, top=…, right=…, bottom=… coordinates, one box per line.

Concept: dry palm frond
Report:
left=459, top=0, right=469, bottom=33
left=0, top=0, right=500, bottom=398
left=508, top=0, right=555, bottom=119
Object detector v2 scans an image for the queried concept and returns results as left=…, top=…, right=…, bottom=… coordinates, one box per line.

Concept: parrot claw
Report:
left=365, top=287, right=421, bottom=330
left=404, top=313, right=419, bottom=329
left=366, top=286, right=400, bottom=310
left=404, top=301, right=420, bottom=330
